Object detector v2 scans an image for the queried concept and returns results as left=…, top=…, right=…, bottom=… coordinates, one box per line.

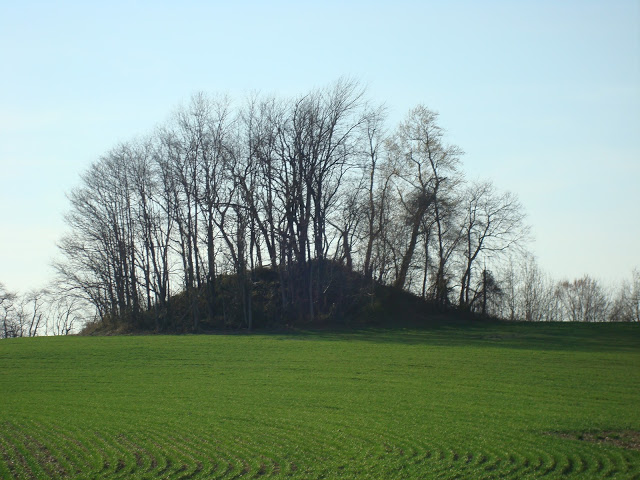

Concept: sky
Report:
left=1, top=0, right=639, bottom=293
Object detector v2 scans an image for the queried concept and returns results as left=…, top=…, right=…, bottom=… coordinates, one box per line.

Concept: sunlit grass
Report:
left=1, top=322, right=639, bottom=478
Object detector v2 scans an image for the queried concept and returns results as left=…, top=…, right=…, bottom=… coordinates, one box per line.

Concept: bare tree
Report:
left=1, top=282, right=19, bottom=338
left=458, top=181, right=528, bottom=310
left=359, top=105, right=388, bottom=281
left=609, top=268, right=640, bottom=322
left=557, top=275, right=610, bottom=322
left=19, top=289, right=48, bottom=337
left=387, top=105, right=463, bottom=303
left=515, top=255, right=561, bottom=322
left=44, top=291, right=85, bottom=335
left=328, top=175, right=365, bottom=271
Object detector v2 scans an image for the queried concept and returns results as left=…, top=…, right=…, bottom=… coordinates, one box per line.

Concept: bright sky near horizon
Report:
left=1, top=0, right=639, bottom=294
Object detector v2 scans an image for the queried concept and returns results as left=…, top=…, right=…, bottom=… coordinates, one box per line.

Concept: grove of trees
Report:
left=2, top=80, right=637, bottom=337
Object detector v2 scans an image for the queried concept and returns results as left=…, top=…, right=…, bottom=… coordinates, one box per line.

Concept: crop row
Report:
left=1, top=419, right=638, bottom=479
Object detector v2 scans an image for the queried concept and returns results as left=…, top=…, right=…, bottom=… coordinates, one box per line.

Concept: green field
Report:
left=1, top=322, right=639, bottom=479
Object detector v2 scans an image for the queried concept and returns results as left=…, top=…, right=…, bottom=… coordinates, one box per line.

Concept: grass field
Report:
left=1, top=321, right=639, bottom=479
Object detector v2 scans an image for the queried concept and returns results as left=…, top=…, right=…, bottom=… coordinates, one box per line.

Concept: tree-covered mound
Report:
left=52, top=80, right=636, bottom=332
left=81, top=260, right=460, bottom=335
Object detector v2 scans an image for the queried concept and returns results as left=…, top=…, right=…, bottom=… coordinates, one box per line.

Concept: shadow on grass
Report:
left=265, top=320, right=640, bottom=353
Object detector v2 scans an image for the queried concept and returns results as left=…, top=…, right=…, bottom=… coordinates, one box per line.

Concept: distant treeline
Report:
left=2, top=80, right=636, bottom=337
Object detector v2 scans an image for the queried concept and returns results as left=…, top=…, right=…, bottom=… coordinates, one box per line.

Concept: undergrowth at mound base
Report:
left=1, top=322, right=639, bottom=479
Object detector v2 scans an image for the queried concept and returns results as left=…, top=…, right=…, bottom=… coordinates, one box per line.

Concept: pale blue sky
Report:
left=1, top=0, right=639, bottom=293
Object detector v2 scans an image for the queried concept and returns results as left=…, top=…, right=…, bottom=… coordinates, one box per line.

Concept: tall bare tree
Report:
left=458, top=181, right=528, bottom=310
left=359, top=105, right=388, bottom=281
left=387, top=105, right=462, bottom=303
